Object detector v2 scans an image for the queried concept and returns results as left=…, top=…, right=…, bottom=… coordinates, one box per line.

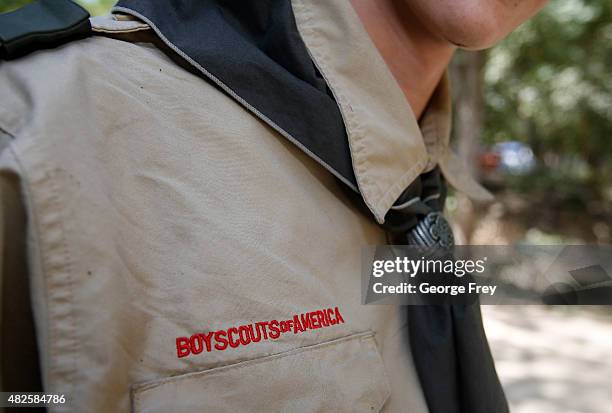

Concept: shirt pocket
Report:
left=131, top=331, right=390, bottom=413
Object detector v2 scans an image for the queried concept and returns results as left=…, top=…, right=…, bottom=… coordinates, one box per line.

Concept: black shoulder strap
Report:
left=0, top=0, right=91, bottom=60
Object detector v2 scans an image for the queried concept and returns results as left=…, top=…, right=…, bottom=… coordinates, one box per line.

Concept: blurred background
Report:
left=447, top=2, right=612, bottom=412
left=1, top=0, right=611, bottom=412
left=448, top=0, right=612, bottom=247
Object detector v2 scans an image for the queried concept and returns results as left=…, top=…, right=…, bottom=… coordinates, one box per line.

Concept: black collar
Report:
left=114, top=0, right=357, bottom=190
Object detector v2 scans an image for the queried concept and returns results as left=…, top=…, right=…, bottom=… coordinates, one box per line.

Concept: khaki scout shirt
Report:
left=0, top=1, right=489, bottom=412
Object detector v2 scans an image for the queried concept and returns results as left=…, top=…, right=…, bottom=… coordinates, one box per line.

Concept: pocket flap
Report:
left=132, top=332, right=390, bottom=413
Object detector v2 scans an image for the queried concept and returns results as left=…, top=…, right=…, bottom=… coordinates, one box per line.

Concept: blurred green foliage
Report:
left=483, top=0, right=612, bottom=207
left=77, top=0, right=116, bottom=16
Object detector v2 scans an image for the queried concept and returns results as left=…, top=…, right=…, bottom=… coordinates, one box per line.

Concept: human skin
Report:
left=350, top=0, right=548, bottom=118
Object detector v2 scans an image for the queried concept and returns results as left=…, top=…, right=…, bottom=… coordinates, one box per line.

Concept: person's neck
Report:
left=349, top=0, right=456, bottom=119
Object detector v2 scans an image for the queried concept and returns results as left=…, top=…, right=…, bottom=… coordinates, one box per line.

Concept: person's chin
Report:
left=435, top=16, right=506, bottom=50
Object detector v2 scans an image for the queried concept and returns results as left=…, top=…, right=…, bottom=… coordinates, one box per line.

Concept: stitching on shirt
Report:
left=133, top=331, right=374, bottom=392
left=291, top=0, right=378, bottom=217
left=6, top=145, right=54, bottom=393
left=8, top=145, right=78, bottom=404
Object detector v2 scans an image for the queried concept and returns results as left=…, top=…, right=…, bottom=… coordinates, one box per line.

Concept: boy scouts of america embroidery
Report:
left=176, top=307, right=345, bottom=358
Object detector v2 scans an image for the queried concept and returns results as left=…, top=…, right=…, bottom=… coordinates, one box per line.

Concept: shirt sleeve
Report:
left=0, top=131, right=43, bottom=393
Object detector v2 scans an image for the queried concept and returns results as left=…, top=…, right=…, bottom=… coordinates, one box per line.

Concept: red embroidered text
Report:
left=175, top=307, right=345, bottom=358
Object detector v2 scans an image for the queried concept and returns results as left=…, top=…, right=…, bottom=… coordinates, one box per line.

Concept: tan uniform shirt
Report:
left=0, top=1, right=489, bottom=411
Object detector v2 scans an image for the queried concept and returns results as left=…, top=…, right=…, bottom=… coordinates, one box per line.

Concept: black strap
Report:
left=408, top=304, right=509, bottom=413
left=0, top=0, right=91, bottom=60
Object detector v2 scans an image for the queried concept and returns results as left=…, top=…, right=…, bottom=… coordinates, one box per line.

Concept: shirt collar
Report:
left=292, top=0, right=491, bottom=222
left=292, top=0, right=429, bottom=222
